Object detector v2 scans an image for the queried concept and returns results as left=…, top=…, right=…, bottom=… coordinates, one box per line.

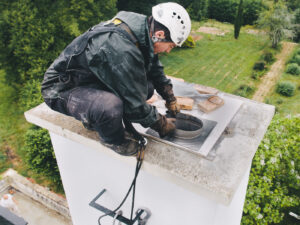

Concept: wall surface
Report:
left=50, top=132, right=249, bottom=225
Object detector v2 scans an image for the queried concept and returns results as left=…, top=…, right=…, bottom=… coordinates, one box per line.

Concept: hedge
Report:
left=24, top=126, right=63, bottom=192
left=242, top=116, right=300, bottom=225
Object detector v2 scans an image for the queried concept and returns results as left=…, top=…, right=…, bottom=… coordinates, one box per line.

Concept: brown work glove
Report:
left=158, top=84, right=180, bottom=116
left=150, top=114, right=176, bottom=138
left=165, top=100, right=180, bottom=117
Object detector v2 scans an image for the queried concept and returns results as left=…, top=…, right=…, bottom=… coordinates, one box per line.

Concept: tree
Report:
left=257, top=1, right=295, bottom=48
left=293, top=8, right=300, bottom=42
left=234, top=0, right=243, bottom=39
left=0, top=0, right=117, bottom=86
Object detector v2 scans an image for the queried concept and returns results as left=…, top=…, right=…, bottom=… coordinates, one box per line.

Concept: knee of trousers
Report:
left=90, top=94, right=124, bottom=127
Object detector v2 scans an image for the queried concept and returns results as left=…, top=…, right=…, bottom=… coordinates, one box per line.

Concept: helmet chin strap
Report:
left=151, top=34, right=170, bottom=44
left=150, top=17, right=169, bottom=44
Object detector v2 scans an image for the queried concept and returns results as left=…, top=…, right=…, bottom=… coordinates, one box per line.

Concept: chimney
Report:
left=25, top=79, right=274, bottom=225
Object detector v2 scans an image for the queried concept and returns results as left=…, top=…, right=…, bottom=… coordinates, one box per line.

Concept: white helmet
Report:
left=152, top=2, right=191, bottom=47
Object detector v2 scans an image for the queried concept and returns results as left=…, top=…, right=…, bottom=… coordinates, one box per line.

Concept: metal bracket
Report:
left=89, top=189, right=150, bottom=225
left=136, top=207, right=151, bottom=225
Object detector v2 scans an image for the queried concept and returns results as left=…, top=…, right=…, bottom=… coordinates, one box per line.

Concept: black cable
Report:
left=131, top=159, right=142, bottom=220
left=98, top=150, right=144, bottom=225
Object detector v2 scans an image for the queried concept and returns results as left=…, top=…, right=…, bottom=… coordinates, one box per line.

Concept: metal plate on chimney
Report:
left=133, top=79, right=243, bottom=158
left=146, top=113, right=217, bottom=152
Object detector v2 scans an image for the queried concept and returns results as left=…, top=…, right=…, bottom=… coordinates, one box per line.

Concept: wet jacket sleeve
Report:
left=147, top=55, right=173, bottom=99
left=85, top=33, right=159, bottom=127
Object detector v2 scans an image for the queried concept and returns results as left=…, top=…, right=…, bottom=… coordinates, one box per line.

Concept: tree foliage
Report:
left=234, top=0, right=244, bottom=39
left=293, top=8, right=300, bottom=42
left=116, top=0, right=264, bottom=24
left=24, top=126, right=63, bottom=191
left=0, top=0, right=117, bottom=86
left=242, top=116, right=300, bottom=225
left=0, top=0, right=117, bottom=192
left=257, top=1, right=295, bottom=48
left=208, top=0, right=239, bottom=23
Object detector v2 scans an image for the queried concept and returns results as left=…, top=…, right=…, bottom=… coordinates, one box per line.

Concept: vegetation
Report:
left=24, top=126, right=63, bottom=192
left=161, top=22, right=269, bottom=98
left=257, top=1, right=295, bottom=48
left=116, top=0, right=265, bottom=24
left=262, top=51, right=275, bottom=63
left=253, top=61, right=266, bottom=71
left=0, top=1, right=299, bottom=224
left=265, top=47, right=300, bottom=115
left=182, top=35, right=196, bottom=48
left=0, top=0, right=118, bottom=191
left=0, top=70, right=29, bottom=174
left=286, top=63, right=300, bottom=75
left=234, top=0, right=244, bottom=39
left=276, top=81, right=296, bottom=96
left=242, top=115, right=300, bottom=225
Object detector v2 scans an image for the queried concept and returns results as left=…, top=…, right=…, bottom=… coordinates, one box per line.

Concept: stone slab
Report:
left=24, top=92, right=274, bottom=205
left=194, top=84, right=219, bottom=95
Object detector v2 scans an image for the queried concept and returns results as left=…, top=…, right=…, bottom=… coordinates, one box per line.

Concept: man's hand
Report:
left=165, top=100, right=180, bottom=117
left=150, top=114, right=176, bottom=138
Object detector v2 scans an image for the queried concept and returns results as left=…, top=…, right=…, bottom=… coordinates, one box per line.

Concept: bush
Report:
left=234, top=84, right=254, bottom=97
left=289, top=55, right=300, bottom=65
left=24, top=126, right=63, bottom=192
left=251, top=71, right=264, bottom=80
left=20, top=80, right=44, bottom=111
left=286, top=63, right=300, bottom=75
left=182, top=35, right=196, bottom=48
left=276, top=81, right=296, bottom=97
left=242, top=116, right=300, bottom=225
left=262, top=51, right=275, bottom=63
left=253, top=61, right=266, bottom=71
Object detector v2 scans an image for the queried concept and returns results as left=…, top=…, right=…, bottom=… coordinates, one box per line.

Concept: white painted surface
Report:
left=50, top=132, right=249, bottom=225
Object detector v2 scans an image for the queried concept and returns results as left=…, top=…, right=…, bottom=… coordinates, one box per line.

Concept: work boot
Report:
left=150, top=114, right=176, bottom=138
left=99, top=132, right=140, bottom=156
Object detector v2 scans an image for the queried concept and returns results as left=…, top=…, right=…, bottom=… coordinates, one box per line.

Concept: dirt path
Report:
left=252, top=42, right=298, bottom=102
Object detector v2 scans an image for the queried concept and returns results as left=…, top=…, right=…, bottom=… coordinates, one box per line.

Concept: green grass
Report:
left=0, top=70, right=61, bottom=191
left=264, top=46, right=300, bottom=116
left=160, top=23, right=270, bottom=96
left=0, top=69, right=29, bottom=173
left=265, top=73, right=300, bottom=115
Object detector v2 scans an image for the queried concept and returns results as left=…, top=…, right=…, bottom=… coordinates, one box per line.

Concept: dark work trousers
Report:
left=47, top=82, right=154, bottom=145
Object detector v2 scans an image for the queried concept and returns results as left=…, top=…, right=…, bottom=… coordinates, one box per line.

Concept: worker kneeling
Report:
left=41, top=2, right=191, bottom=156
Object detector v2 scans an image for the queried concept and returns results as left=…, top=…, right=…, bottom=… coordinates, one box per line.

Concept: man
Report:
left=41, top=2, right=191, bottom=155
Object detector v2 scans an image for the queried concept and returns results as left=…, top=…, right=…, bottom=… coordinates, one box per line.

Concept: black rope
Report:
left=98, top=141, right=145, bottom=225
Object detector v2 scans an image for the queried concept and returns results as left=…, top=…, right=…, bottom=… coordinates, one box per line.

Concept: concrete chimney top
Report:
left=25, top=92, right=274, bottom=206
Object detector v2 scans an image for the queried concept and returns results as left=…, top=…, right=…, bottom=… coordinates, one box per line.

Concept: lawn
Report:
left=160, top=20, right=270, bottom=96
left=0, top=69, right=60, bottom=189
left=263, top=46, right=300, bottom=116
left=265, top=72, right=300, bottom=115
left=0, top=69, right=29, bottom=173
